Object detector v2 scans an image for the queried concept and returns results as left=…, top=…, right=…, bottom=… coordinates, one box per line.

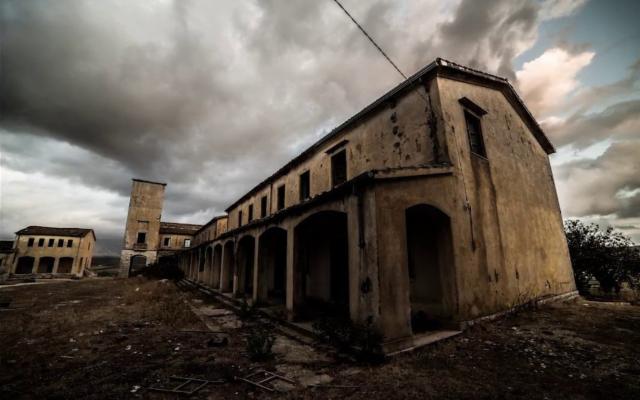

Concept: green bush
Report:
left=312, top=317, right=384, bottom=363
left=246, top=327, right=275, bottom=361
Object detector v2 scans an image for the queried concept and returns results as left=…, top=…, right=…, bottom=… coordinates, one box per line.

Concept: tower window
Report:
left=299, top=171, right=310, bottom=201
left=277, top=185, right=285, bottom=211
left=464, top=110, right=487, bottom=158
left=331, top=150, right=347, bottom=187
left=136, top=232, right=146, bottom=244
left=260, top=196, right=268, bottom=218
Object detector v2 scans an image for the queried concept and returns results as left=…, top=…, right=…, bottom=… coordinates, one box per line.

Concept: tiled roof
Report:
left=15, top=226, right=95, bottom=239
left=159, top=222, right=202, bottom=235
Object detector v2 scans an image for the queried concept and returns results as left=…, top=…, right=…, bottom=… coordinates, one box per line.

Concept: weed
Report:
left=246, top=327, right=275, bottom=361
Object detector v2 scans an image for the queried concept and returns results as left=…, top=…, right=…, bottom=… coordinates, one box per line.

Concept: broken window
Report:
left=464, top=110, right=487, bottom=158
left=163, top=237, right=170, bottom=247
left=67, top=239, right=73, bottom=248
left=331, top=150, right=347, bottom=187
left=261, top=196, right=268, bottom=218
left=38, top=238, right=45, bottom=247
left=48, top=238, right=55, bottom=247
left=277, top=185, right=285, bottom=211
left=27, top=238, right=34, bottom=247
left=136, top=232, right=146, bottom=244
left=238, top=210, right=243, bottom=227
left=57, top=239, right=64, bottom=247
left=248, top=204, right=254, bottom=222
left=184, top=239, right=191, bottom=248
left=299, top=170, right=310, bottom=201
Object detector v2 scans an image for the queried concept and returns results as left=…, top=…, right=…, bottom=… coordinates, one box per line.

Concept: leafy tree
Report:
left=564, top=220, right=640, bottom=293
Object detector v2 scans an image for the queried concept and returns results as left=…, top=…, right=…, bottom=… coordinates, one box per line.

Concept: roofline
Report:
left=194, top=215, right=227, bottom=235
left=132, top=178, right=167, bottom=186
left=222, top=57, right=554, bottom=212
left=15, top=227, right=97, bottom=241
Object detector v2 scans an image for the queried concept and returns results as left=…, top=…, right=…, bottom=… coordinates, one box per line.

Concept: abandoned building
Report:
left=123, top=59, right=577, bottom=353
left=119, top=179, right=201, bottom=276
left=6, top=226, right=96, bottom=278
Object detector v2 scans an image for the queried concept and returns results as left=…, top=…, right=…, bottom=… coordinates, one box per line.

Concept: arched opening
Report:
left=37, top=257, right=55, bottom=273
left=198, top=249, right=205, bottom=281
left=130, top=255, right=147, bottom=274
left=15, top=256, right=35, bottom=274
left=294, top=211, right=349, bottom=320
left=405, top=204, right=453, bottom=333
left=204, top=247, right=213, bottom=285
left=236, top=236, right=256, bottom=297
left=57, top=257, right=74, bottom=274
left=221, top=241, right=235, bottom=292
left=258, top=227, right=287, bottom=304
left=212, top=244, right=223, bottom=289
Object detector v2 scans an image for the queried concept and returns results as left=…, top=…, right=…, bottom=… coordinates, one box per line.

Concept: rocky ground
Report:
left=0, top=277, right=638, bottom=399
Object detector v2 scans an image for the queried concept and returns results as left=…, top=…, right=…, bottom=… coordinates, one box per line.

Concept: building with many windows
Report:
left=7, top=226, right=96, bottom=278
left=123, top=59, right=577, bottom=353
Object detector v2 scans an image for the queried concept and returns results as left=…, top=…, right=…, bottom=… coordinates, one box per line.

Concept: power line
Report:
left=331, top=0, right=408, bottom=81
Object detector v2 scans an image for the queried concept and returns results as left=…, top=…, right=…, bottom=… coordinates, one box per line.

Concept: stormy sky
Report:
left=1, top=0, right=639, bottom=254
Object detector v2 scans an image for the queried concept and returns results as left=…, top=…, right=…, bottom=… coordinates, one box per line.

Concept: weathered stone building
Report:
left=127, top=59, right=577, bottom=352
left=7, top=226, right=96, bottom=278
left=119, top=179, right=201, bottom=276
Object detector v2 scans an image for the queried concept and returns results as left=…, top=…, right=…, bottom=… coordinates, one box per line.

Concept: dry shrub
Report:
left=121, top=280, right=198, bottom=327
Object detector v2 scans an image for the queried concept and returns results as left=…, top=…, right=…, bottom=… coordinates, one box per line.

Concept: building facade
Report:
left=128, top=59, right=577, bottom=352
left=119, top=179, right=201, bottom=276
left=9, top=226, right=96, bottom=278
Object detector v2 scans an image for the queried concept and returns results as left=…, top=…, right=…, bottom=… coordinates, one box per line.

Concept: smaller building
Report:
left=158, top=222, right=201, bottom=257
left=0, top=240, right=15, bottom=281
left=10, top=226, right=96, bottom=278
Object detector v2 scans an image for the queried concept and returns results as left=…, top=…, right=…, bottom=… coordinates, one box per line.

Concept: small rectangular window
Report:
left=57, top=239, right=64, bottom=247
left=248, top=204, right=254, bottom=222
left=27, top=238, right=34, bottom=247
left=331, top=150, right=347, bottom=187
left=48, top=238, right=55, bottom=247
left=299, top=171, right=310, bottom=201
left=277, top=185, right=285, bottom=211
left=238, top=210, right=243, bottom=227
left=136, top=232, right=146, bottom=244
left=163, top=237, right=170, bottom=246
left=67, top=239, right=73, bottom=247
left=184, top=239, right=191, bottom=248
left=38, top=238, right=45, bottom=247
left=260, top=196, right=268, bottom=218
left=464, top=110, right=487, bottom=158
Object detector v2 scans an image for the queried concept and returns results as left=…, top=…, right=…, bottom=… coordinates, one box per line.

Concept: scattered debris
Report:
left=148, top=376, right=224, bottom=395
left=237, top=370, right=296, bottom=392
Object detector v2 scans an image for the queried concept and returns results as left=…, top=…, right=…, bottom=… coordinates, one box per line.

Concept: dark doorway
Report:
left=236, top=236, right=255, bottom=297
left=405, top=204, right=453, bottom=333
left=221, top=241, right=235, bottom=292
left=15, top=256, right=35, bottom=274
left=212, top=244, right=223, bottom=289
left=130, top=255, right=147, bottom=274
left=57, top=257, right=74, bottom=273
left=37, top=257, right=55, bottom=273
left=258, top=227, right=287, bottom=304
left=294, top=211, right=349, bottom=319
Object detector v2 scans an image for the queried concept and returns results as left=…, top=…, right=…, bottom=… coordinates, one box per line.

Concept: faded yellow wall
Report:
left=12, top=234, right=95, bottom=276
left=159, top=234, right=193, bottom=250
left=227, top=81, right=444, bottom=230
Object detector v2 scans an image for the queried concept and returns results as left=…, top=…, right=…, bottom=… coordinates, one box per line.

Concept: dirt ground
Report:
left=1, top=277, right=639, bottom=399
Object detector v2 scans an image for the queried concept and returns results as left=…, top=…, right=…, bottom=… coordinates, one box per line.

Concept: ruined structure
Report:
left=119, top=179, right=201, bottom=277
left=125, top=59, right=577, bottom=352
left=7, top=226, right=96, bottom=278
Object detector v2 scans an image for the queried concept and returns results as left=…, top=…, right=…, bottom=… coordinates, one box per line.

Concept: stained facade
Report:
left=6, top=226, right=96, bottom=278
left=127, top=59, right=577, bottom=353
